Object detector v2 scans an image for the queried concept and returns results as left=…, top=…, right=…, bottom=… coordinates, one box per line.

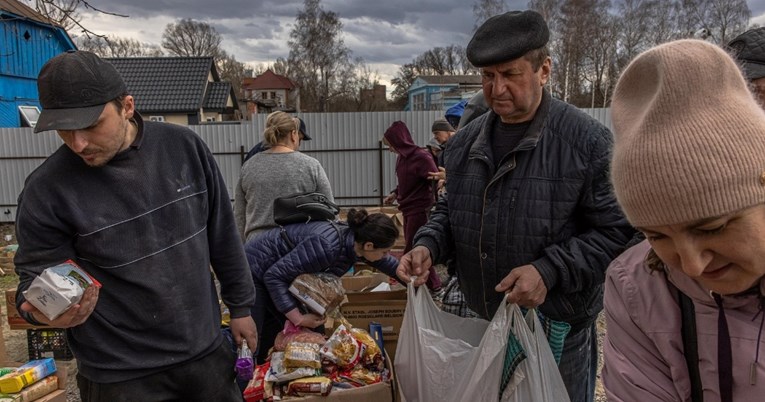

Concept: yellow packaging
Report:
left=0, top=375, right=58, bottom=401
left=0, top=359, right=56, bottom=394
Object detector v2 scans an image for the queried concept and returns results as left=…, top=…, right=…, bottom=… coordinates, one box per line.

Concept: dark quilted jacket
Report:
left=245, top=221, right=399, bottom=314
left=415, top=91, right=635, bottom=330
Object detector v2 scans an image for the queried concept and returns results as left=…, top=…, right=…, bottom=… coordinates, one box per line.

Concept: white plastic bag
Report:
left=395, top=281, right=513, bottom=402
left=501, top=307, right=570, bottom=402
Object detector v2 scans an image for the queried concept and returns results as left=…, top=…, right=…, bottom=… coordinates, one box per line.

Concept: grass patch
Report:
left=0, top=274, right=19, bottom=290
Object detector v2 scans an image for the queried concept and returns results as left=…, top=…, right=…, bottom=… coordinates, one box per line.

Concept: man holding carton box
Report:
left=12, top=50, right=257, bottom=401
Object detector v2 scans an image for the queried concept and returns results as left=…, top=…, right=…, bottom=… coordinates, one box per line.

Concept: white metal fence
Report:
left=0, top=109, right=612, bottom=223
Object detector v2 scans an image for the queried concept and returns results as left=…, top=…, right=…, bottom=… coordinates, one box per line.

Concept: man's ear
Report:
left=363, top=242, right=375, bottom=251
left=123, top=95, right=135, bottom=119
left=539, top=57, right=552, bottom=86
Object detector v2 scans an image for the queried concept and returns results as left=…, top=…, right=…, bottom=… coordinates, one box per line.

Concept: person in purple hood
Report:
left=383, top=121, right=442, bottom=291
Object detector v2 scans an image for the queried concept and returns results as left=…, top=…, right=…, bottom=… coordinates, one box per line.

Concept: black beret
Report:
left=466, top=10, right=550, bottom=67
left=728, top=27, right=765, bottom=81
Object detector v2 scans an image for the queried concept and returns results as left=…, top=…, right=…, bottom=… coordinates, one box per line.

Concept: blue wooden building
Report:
left=0, top=0, right=75, bottom=128
left=405, top=75, right=481, bottom=112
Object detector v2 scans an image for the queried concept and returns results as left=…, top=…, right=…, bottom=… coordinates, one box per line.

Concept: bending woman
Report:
left=603, top=39, right=765, bottom=401
left=245, top=208, right=401, bottom=362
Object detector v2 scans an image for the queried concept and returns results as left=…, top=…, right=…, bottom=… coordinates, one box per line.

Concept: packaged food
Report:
left=22, top=260, right=102, bottom=321
left=283, top=342, right=321, bottom=369
left=320, top=324, right=366, bottom=369
left=288, top=273, right=345, bottom=315
left=265, top=352, right=320, bottom=383
left=274, top=321, right=326, bottom=351
left=286, top=376, right=332, bottom=397
left=0, top=374, right=57, bottom=402
left=350, top=327, right=382, bottom=367
left=0, top=359, right=56, bottom=394
left=243, top=363, right=271, bottom=402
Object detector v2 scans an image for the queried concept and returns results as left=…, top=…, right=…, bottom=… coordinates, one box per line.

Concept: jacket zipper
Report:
left=478, top=153, right=517, bottom=317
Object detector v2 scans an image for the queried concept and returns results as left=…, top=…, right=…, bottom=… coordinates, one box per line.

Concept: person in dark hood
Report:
left=382, top=121, right=441, bottom=291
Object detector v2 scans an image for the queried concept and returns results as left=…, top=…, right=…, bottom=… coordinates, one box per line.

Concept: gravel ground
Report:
left=1, top=223, right=607, bottom=401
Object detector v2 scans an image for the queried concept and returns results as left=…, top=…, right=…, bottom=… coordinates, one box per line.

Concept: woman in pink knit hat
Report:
left=603, top=39, right=765, bottom=402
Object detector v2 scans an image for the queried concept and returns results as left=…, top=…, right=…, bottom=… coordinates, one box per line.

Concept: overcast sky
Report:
left=73, top=0, right=765, bottom=87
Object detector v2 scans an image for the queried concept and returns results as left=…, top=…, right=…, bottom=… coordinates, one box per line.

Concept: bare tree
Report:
left=161, top=19, right=223, bottom=58
left=681, top=0, right=750, bottom=44
left=76, top=35, right=163, bottom=57
left=31, top=0, right=128, bottom=38
left=473, top=0, right=506, bottom=31
left=390, top=45, right=477, bottom=104
left=217, top=50, right=249, bottom=99
left=287, top=0, right=358, bottom=112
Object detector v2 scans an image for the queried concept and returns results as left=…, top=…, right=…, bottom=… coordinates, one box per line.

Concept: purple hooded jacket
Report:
left=383, top=121, right=437, bottom=215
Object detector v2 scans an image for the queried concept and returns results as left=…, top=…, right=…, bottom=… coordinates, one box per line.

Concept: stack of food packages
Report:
left=243, top=317, right=389, bottom=401
left=0, top=358, right=58, bottom=402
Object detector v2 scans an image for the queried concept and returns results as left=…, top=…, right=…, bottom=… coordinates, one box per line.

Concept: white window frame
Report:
left=149, top=116, right=165, bottom=122
left=18, top=105, right=40, bottom=128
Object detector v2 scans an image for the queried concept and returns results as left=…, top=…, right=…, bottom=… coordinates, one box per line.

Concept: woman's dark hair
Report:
left=347, top=208, right=398, bottom=249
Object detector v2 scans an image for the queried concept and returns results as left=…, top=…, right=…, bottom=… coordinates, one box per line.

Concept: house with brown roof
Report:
left=106, top=56, right=239, bottom=126
left=242, top=69, right=300, bottom=115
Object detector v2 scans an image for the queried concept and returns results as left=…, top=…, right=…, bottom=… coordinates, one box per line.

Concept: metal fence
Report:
left=0, top=109, right=612, bottom=223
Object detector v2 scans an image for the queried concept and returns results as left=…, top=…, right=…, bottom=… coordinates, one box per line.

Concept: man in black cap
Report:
left=14, top=50, right=257, bottom=401
left=396, top=10, right=634, bottom=402
left=728, top=27, right=765, bottom=107
left=243, top=116, right=311, bottom=163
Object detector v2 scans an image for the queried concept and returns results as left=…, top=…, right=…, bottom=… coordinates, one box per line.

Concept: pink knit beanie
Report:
left=611, top=39, right=765, bottom=227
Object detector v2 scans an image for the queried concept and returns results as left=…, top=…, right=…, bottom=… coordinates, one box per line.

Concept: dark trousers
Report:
left=403, top=210, right=442, bottom=290
left=251, top=280, right=324, bottom=364
left=77, top=341, right=242, bottom=402
left=252, top=280, right=286, bottom=364
left=558, top=322, right=598, bottom=402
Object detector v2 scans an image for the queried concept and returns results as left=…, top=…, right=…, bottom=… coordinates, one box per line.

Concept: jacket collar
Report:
left=468, top=89, right=551, bottom=163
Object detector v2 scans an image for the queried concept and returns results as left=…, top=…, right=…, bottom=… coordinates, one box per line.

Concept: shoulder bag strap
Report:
left=679, top=290, right=704, bottom=402
left=279, top=226, right=295, bottom=249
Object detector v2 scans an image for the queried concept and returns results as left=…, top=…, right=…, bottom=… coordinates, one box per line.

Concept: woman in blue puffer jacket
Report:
left=244, top=208, right=401, bottom=362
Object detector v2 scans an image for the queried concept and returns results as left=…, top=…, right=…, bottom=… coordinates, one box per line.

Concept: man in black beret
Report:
left=728, top=27, right=765, bottom=107
left=397, top=10, right=634, bottom=402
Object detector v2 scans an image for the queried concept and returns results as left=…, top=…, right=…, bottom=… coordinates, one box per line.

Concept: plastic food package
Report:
left=0, top=375, right=57, bottom=402
left=350, top=327, right=382, bottom=368
left=283, top=342, right=322, bottom=369
left=243, top=363, right=271, bottom=402
left=286, top=376, right=333, bottom=397
left=265, top=352, right=320, bottom=383
left=288, top=273, right=345, bottom=315
left=23, top=260, right=102, bottom=321
left=320, top=324, right=366, bottom=369
left=274, top=322, right=326, bottom=351
left=0, top=359, right=57, bottom=394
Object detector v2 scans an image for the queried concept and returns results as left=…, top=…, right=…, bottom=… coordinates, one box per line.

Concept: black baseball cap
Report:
left=35, top=50, right=127, bottom=133
left=297, top=117, right=311, bottom=141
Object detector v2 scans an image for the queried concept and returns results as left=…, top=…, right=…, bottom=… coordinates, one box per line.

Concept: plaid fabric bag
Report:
left=439, top=276, right=481, bottom=318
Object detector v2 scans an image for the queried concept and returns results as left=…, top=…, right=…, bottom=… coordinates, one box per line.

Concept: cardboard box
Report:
left=341, top=273, right=406, bottom=303
left=339, top=300, right=406, bottom=362
left=294, top=350, right=396, bottom=402
left=5, top=291, right=48, bottom=330
left=0, top=361, right=67, bottom=402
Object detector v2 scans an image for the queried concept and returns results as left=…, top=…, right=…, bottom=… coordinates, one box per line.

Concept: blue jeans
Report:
left=558, top=322, right=598, bottom=402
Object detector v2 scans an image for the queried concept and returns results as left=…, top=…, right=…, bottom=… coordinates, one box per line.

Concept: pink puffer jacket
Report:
left=602, top=240, right=765, bottom=401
